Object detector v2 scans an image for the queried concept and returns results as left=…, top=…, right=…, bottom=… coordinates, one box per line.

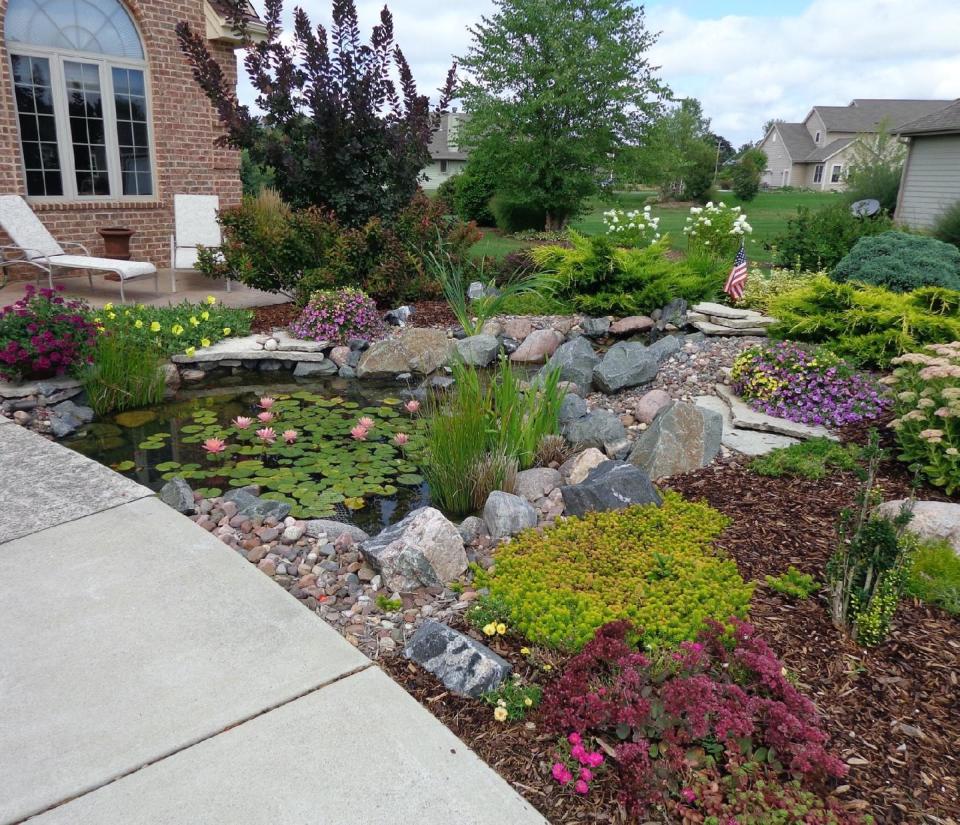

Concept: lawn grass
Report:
left=470, top=189, right=840, bottom=264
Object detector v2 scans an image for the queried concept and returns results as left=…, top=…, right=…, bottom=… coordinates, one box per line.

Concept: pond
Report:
left=64, top=371, right=430, bottom=534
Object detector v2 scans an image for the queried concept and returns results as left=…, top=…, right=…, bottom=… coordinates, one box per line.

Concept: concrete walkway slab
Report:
left=0, top=496, right=369, bottom=825
left=0, top=425, right=152, bottom=543
left=30, top=667, right=546, bottom=825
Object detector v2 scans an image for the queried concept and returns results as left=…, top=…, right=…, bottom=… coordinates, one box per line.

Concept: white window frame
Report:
left=8, top=41, right=157, bottom=203
left=813, top=164, right=824, bottom=184
left=830, top=163, right=843, bottom=183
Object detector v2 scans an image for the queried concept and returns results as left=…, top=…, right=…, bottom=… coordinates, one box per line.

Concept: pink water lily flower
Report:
left=404, top=399, right=420, bottom=414
left=393, top=432, right=409, bottom=446
left=350, top=425, right=369, bottom=441
left=256, top=427, right=276, bottom=444
left=232, top=416, right=252, bottom=430
left=259, top=396, right=275, bottom=409
left=357, top=416, right=375, bottom=430
left=257, top=411, right=275, bottom=423
left=202, top=437, right=227, bottom=454
left=282, top=429, right=298, bottom=444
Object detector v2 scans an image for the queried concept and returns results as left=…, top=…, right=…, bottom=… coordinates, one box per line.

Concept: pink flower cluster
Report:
left=551, top=732, right=605, bottom=796
left=290, top=288, right=386, bottom=345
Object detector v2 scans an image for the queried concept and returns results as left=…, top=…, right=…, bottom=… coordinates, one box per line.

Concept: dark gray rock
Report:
left=223, top=488, right=292, bottom=521
left=654, top=297, right=688, bottom=330
left=304, top=519, right=370, bottom=544
left=457, top=515, right=488, bottom=544
left=404, top=620, right=511, bottom=697
left=455, top=334, right=500, bottom=367
left=52, top=399, right=94, bottom=424
left=338, top=365, right=356, bottom=378
left=538, top=336, right=600, bottom=394
left=47, top=411, right=82, bottom=438
left=648, top=334, right=681, bottom=363
left=581, top=317, right=611, bottom=338
left=628, top=401, right=722, bottom=479
left=563, top=409, right=627, bottom=452
left=560, top=460, right=662, bottom=517
left=499, top=336, right=520, bottom=355
left=483, top=491, right=538, bottom=539
left=293, top=360, right=337, bottom=377
left=159, top=476, right=196, bottom=514
left=348, top=337, right=370, bottom=351
left=558, top=393, right=589, bottom=424
left=592, top=342, right=659, bottom=394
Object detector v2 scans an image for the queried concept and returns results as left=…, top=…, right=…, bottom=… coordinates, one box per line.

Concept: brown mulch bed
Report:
left=250, top=302, right=298, bottom=333
left=384, top=457, right=960, bottom=824
left=409, top=300, right=458, bottom=328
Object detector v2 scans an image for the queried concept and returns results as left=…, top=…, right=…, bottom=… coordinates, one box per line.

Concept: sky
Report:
left=235, top=0, right=960, bottom=147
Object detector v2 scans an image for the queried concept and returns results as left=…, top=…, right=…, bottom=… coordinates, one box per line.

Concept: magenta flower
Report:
left=404, top=399, right=421, bottom=414
left=203, top=437, right=226, bottom=454
left=350, top=425, right=368, bottom=441
left=567, top=732, right=582, bottom=746
left=257, top=411, right=275, bottom=423
left=232, top=416, right=252, bottom=429
left=681, top=788, right=696, bottom=804
left=574, top=780, right=589, bottom=795
left=259, top=396, right=275, bottom=409
left=551, top=763, right=572, bottom=785
left=393, top=432, right=409, bottom=446
left=585, top=752, right=604, bottom=768
left=579, top=768, right=593, bottom=781
left=256, top=427, right=276, bottom=444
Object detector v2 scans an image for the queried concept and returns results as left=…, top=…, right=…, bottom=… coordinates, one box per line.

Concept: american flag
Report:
left=724, top=241, right=748, bottom=301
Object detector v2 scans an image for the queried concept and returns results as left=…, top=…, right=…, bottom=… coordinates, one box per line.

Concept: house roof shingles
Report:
left=815, top=99, right=952, bottom=133
left=804, top=137, right=856, bottom=162
left=428, top=113, right=469, bottom=161
left=896, top=99, right=960, bottom=136
left=774, top=122, right=815, bottom=161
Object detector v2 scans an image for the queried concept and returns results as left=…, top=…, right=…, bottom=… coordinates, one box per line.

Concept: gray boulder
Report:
left=360, top=506, right=467, bottom=592
left=628, top=401, right=722, bottom=479
left=52, top=399, right=94, bottom=424
left=560, top=460, right=662, bottom=517
left=455, top=334, right=500, bottom=367
left=592, top=342, right=659, bottom=394
left=483, top=491, right=538, bottom=539
left=384, top=305, right=414, bottom=326
left=404, top=620, right=511, bottom=697
left=580, top=317, right=611, bottom=338
left=47, top=410, right=82, bottom=438
left=559, top=447, right=607, bottom=484
left=648, top=334, right=681, bottom=363
left=304, top=519, right=370, bottom=544
left=457, top=516, right=488, bottom=545
left=223, top=488, right=292, bottom=521
left=563, top=409, right=627, bottom=452
left=538, top=337, right=600, bottom=394
left=510, top=328, right=562, bottom=363
left=159, top=477, right=196, bottom=515
left=356, top=328, right=453, bottom=378
left=293, top=360, right=337, bottom=377
left=558, top=393, right=589, bottom=424
left=875, top=500, right=960, bottom=554
left=513, top=467, right=562, bottom=502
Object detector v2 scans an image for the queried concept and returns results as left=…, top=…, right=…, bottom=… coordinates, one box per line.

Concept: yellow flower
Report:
left=200, top=338, right=211, bottom=348
left=496, top=623, right=507, bottom=635
left=189, top=316, right=199, bottom=327
left=524, top=697, right=533, bottom=707
left=482, top=623, right=497, bottom=637
left=123, top=309, right=131, bottom=317
left=493, top=706, right=508, bottom=722
left=93, top=317, right=101, bottom=324
left=150, top=321, right=161, bottom=332
left=134, top=319, right=143, bottom=329
left=107, top=311, right=116, bottom=320
left=171, top=323, right=184, bottom=336
left=185, top=346, right=196, bottom=357
left=520, top=647, right=530, bottom=656
left=205, top=295, right=216, bottom=305
left=103, top=302, right=113, bottom=312
left=222, top=327, right=231, bottom=336
left=201, top=310, right=210, bottom=321
left=542, top=663, right=552, bottom=672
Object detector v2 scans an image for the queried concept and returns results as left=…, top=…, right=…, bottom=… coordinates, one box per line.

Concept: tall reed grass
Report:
left=82, top=333, right=165, bottom=415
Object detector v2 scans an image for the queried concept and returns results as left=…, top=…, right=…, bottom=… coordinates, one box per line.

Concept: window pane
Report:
left=6, top=0, right=145, bottom=60
left=64, top=60, right=110, bottom=195
left=112, top=67, right=153, bottom=195
left=10, top=54, right=62, bottom=196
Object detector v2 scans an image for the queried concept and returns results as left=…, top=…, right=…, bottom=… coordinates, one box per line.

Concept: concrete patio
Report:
left=0, top=269, right=290, bottom=310
left=0, top=420, right=545, bottom=825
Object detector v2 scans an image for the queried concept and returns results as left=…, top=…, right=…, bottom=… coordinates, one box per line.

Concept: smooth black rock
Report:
left=404, top=620, right=511, bottom=697
left=560, top=460, right=662, bottom=517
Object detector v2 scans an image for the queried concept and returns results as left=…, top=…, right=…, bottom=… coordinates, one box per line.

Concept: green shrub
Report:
left=768, top=276, right=960, bottom=369
left=734, top=264, right=822, bottom=314
left=81, top=333, right=165, bottom=415
left=433, top=174, right=460, bottom=212
left=765, top=566, right=819, bottom=599
left=453, top=166, right=497, bottom=226
left=750, top=439, right=864, bottom=480
left=483, top=679, right=542, bottom=721
left=773, top=202, right=892, bottom=271
left=934, top=200, right=960, bottom=250
left=887, top=341, right=960, bottom=494
left=494, top=292, right=574, bottom=316
left=833, top=231, right=960, bottom=292
left=479, top=493, right=753, bottom=651
left=906, top=540, right=960, bottom=615
left=844, top=160, right=903, bottom=214
left=490, top=193, right=547, bottom=232
left=730, top=148, right=767, bottom=202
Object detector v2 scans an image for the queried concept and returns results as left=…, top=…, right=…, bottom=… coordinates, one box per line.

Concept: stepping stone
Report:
left=693, top=320, right=769, bottom=337
left=714, top=384, right=837, bottom=441
left=707, top=314, right=776, bottom=330
left=691, top=301, right=762, bottom=320
left=695, top=395, right=800, bottom=456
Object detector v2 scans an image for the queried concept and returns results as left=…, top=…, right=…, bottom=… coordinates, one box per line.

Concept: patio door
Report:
left=781, top=169, right=790, bottom=187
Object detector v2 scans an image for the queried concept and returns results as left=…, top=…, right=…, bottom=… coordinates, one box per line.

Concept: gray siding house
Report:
left=422, top=111, right=469, bottom=190
left=757, top=99, right=952, bottom=191
left=895, top=100, right=960, bottom=229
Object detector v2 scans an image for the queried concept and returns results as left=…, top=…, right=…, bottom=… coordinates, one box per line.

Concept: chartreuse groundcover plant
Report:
left=476, top=493, right=752, bottom=651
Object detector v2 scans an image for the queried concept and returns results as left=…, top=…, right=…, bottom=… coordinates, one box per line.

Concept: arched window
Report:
left=6, top=0, right=154, bottom=199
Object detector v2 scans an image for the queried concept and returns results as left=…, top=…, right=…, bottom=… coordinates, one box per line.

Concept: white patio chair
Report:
left=0, top=194, right=158, bottom=303
left=170, top=194, right=229, bottom=293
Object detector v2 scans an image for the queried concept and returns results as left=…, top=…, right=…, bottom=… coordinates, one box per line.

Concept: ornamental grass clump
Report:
left=731, top=341, right=888, bottom=428
left=478, top=493, right=752, bottom=651
left=887, top=341, right=960, bottom=493
left=542, top=619, right=847, bottom=817
left=290, top=288, right=385, bottom=345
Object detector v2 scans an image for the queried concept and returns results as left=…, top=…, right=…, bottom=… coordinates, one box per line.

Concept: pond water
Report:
left=64, top=371, right=430, bottom=533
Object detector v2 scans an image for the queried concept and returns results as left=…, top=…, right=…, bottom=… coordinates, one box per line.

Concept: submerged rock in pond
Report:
left=404, top=620, right=511, bottom=697
left=114, top=409, right=157, bottom=428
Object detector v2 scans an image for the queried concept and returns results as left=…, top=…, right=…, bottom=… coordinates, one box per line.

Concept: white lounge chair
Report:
left=170, top=194, right=228, bottom=293
left=0, top=194, right=158, bottom=302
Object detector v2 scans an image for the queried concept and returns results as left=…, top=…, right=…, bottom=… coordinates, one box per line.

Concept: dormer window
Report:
left=814, top=130, right=821, bottom=144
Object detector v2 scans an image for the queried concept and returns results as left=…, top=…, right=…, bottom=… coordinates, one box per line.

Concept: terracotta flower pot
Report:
left=97, top=227, right=135, bottom=261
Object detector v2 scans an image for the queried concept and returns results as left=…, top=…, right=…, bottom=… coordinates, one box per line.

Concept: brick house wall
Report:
left=0, top=0, right=242, bottom=272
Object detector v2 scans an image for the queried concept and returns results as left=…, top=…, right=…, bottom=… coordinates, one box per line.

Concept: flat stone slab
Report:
left=30, top=667, right=545, bottom=825
left=693, top=319, right=769, bottom=336
left=0, top=496, right=369, bottom=824
left=171, top=335, right=330, bottom=364
left=714, top=384, right=837, bottom=441
left=0, top=375, right=82, bottom=399
left=695, top=395, right=800, bottom=456
left=691, top=301, right=762, bottom=320
left=707, top=314, right=776, bottom=329
left=0, top=425, right=153, bottom=544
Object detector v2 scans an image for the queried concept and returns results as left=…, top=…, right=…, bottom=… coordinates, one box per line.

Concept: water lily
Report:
left=232, top=416, right=252, bottom=429
left=350, top=425, right=368, bottom=440
left=203, top=437, right=226, bottom=454
left=259, top=396, right=275, bottom=409
left=357, top=416, right=375, bottom=430
left=256, top=427, right=276, bottom=444
left=282, top=429, right=297, bottom=444
left=393, top=432, right=409, bottom=446
left=257, top=411, right=274, bottom=423
left=404, top=399, right=420, bottom=414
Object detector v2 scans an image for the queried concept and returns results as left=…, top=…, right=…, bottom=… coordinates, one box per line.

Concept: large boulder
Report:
left=559, top=447, right=607, bottom=484
left=647, top=335, right=681, bottom=363
left=360, top=506, right=467, bottom=591
left=356, top=328, right=453, bottom=378
left=455, top=334, right=500, bottom=367
left=483, top=491, right=538, bottom=538
left=513, top=467, right=562, bottom=503
left=223, top=488, right=292, bottom=521
left=558, top=393, right=589, bottom=424
left=875, top=500, right=960, bottom=554
left=159, top=477, right=195, bottom=515
left=404, top=620, right=511, bottom=698
left=538, top=336, right=600, bottom=393
left=510, top=328, right=563, bottom=363
left=563, top=409, right=627, bottom=452
left=628, top=401, right=722, bottom=479
left=592, top=342, right=660, bottom=394
left=560, top=460, right=661, bottom=517
left=580, top=317, right=611, bottom=338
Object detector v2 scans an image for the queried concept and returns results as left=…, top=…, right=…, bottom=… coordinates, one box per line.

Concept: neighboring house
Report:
left=422, top=110, right=469, bottom=189
left=894, top=100, right=960, bottom=230
left=757, top=99, right=952, bottom=191
left=0, top=0, right=265, bottom=266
